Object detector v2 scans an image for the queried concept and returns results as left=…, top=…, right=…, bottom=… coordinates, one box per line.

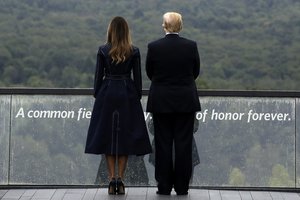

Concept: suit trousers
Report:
left=153, top=112, right=194, bottom=193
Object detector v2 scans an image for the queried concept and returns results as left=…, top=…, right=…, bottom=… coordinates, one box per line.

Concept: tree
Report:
left=268, top=164, right=294, bottom=187
left=229, top=167, right=246, bottom=186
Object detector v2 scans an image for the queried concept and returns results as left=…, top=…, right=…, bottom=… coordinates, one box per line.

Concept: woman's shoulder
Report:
left=131, top=45, right=140, bottom=56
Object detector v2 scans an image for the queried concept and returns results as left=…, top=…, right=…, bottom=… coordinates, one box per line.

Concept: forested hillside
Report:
left=0, top=0, right=300, bottom=89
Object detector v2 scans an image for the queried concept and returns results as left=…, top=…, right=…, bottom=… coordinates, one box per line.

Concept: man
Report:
left=146, top=12, right=201, bottom=195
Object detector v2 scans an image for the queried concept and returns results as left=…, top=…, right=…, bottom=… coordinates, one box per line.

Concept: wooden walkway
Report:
left=1, top=187, right=300, bottom=200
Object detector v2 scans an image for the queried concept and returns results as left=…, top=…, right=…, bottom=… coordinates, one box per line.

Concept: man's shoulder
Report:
left=148, top=36, right=196, bottom=45
left=178, top=37, right=197, bottom=45
left=148, top=37, right=165, bottom=47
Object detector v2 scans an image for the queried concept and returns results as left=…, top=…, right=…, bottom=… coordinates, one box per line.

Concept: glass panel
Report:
left=9, top=95, right=153, bottom=186
left=296, top=99, right=300, bottom=187
left=0, top=95, right=10, bottom=185
left=10, top=95, right=99, bottom=185
left=7, top=94, right=296, bottom=187
left=192, top=97, right=295, bottom=187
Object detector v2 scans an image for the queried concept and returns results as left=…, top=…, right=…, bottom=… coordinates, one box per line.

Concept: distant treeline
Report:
left=0, top=0, right=300, bottom=90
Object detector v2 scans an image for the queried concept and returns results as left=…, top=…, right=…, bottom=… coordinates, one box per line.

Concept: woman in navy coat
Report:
left=85, top=16, right=152, bottom=195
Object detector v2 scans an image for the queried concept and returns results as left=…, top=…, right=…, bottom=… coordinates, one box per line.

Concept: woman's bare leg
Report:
left=105, top=155, right=116, bottom=180
left=117, top=155, right=128, bottom=179
left=116, top=155, right=128, bottom=194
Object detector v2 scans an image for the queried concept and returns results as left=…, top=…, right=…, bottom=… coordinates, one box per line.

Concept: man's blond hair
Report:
left=162, top=12, right=183, bottom=33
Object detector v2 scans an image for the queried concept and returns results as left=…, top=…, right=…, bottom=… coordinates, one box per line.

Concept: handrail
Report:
left=1, top=88, right=300, bottom=97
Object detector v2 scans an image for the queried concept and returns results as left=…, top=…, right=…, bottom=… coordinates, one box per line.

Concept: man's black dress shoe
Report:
left=156, top=190, right=171, bottom=195
left=176, top=191, right=188, bottom=195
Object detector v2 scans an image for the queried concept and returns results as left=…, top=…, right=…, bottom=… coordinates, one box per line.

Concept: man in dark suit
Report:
left=146, top=12, right=201, bottom=195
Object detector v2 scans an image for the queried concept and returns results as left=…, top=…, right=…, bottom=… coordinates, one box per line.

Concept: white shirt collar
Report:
left=166, top=32, right=179, bottom=35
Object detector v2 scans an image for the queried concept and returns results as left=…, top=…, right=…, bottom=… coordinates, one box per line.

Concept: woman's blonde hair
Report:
left=162, top=12, right=183, bottom=33
left=107, top=16, right=133, bottom=64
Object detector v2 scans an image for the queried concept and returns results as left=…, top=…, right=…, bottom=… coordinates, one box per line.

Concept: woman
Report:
left=85, top=16, right=152, bottom=195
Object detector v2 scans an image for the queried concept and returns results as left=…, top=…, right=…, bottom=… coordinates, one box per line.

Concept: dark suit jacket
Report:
left=146, top=34, right=201, bottom=113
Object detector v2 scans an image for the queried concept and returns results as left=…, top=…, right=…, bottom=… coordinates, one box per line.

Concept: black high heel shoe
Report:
left=108, top=178, right=117, bottom=195
left=116, top=177, right=125, bottom=195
